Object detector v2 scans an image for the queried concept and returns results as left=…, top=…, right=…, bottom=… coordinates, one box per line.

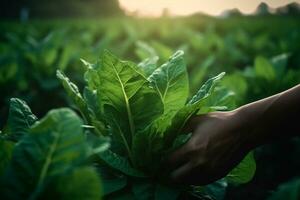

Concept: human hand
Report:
left=168, top=111, right=252, bottom=185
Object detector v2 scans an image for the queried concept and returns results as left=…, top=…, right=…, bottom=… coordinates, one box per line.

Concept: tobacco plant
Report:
left=56, top=50, right=256, bottom=199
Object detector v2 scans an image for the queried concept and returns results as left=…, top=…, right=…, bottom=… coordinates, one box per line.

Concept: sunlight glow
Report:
left=119, top=0, right=300, bottom=16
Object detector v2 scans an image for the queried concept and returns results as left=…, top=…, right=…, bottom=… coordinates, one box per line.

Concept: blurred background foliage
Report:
left=0, top=0, right=300, bottom=200
left=0, top=0, right=124, bottom=19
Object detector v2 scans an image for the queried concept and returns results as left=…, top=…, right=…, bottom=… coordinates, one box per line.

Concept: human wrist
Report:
left=232, top=106, right=262, bottom=150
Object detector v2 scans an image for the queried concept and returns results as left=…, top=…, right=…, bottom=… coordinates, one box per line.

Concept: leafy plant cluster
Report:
left=222, top=53, right=300, bottom=105
left=55, top=50, right=255, bottom=199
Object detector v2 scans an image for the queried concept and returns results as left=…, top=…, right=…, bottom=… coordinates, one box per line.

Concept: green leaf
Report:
left=203, top=179, right=228, bottom=200
left=7, top=98, right=37, bottom=141
left=254, top=56, right=276, bottom=81
left=189, top=180, right=227, bottom=200
left=138, top=56, right=159, bottom=77
left=99, top=150, right=146, bottom=178
left=271, top=53, right=289, bottom=77
left=84, top=66, right=101, bottom=90
left=1, top=108, right=89, bottom=199
left=138, top=51, right=189, bottom=157
left=41, top=167, right=102, bottom=200
left=97, top=50, right=163, bottom=155
left=267, top=178, right=300, bottom=200
left=155, top=184, right=180, bottom=200
left=151, top=41, right=173, bottom=62
left=102, top=176, right=127, bottom=196
left=56, top=70, right=91, bottom=123
left=189, top=56, right=215, bottom=94
left=197, top=86, right=236, bottom=114
left=131, top=125, right=164, bottom=173
left=83, top=87, right=107, bottom=135
left=148, top=50, right=189, bottom=118
left=135, top=41, right=159, bottom=77
left=132, top=181, right=155, bottom=200
left=221, top=73, right=248, bottom=104
left=86, top=133, right=110, bottom=155
left=107, top=190, right=135, bottom=200
left=171, top=133, right=192, bottom=150
left=0, top=139, right=14, bottom=176
left=165, top=72, right=225, bottom=145
left=188, top=72, right=226, bottom=105
left=135, top=41, right=157, bottom=60
left=226, top=152, right=256, bottom=184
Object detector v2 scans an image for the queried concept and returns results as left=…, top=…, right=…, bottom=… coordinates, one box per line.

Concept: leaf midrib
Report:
left=30, top=129, right=60, bottom=199
left=111, top=64, right=135, bottom=148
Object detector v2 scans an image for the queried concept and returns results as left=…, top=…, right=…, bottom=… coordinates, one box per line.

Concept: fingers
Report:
left=170, top=162, right=193, bottom=183
left=168, top=144, right=189, bottom=168
left=170, top=163, right=219, bottom=185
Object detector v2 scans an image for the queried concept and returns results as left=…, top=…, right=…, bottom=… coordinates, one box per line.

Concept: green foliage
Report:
left=58, top=50, right=256, bottom=199
left=56, top=70, right=90, bottom=122
left=226, top=152, right=256, bottom=184
left=255, top=56, right=276, bottom=81
left=193, top=180, right=228, bottom=200
left=41, top=167, right=102, bottom=200
left=0, top=139, right=14, bottom=175
left=1, top=16, right=300, bottom=199
left=148, top=50, right=188, bottom=117
left=99, top=150, right=146, bottom=177
left=0, top=103, right=105, bottom=200
left=267, top=178, right=300, bottom=200
left=6, top=98, right=37, bottom=141
left=164, top=72, right=225, bottom=146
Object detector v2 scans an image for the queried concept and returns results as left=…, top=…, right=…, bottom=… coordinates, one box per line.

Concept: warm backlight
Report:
left=119, top=0, right=300, bottom=16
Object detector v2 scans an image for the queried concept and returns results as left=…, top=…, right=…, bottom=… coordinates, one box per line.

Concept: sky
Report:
left=118, top=0, right=300, bottom=16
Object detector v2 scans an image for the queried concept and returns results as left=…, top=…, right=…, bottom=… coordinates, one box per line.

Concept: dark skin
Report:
left=168, top=84, right=300, bottom=185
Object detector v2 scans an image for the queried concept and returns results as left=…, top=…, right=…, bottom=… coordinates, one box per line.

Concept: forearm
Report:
left=236, top=84, right=300, bottom=149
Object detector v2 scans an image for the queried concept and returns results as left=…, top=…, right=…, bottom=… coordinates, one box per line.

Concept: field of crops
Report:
left=1, top=15, right=300, bottom=200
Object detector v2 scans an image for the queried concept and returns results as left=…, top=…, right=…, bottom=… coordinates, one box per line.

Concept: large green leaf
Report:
left=97, top=50, right=163, bottom=155
left=148, top=50, right=188, bottom=117
left=0, top=108, right=89, bottom=199
left=7, top=98, right=37, bottom=141
left=226, top=152, right=256, bottom=184
left=41, top=167, right=102, bottom=200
